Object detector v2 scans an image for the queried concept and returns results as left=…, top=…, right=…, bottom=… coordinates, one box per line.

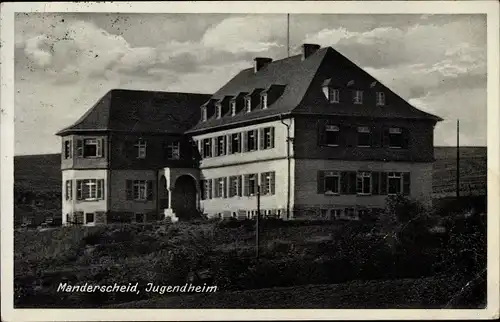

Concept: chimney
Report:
left=254, top=57, right=273, bottom=73
left=302, top=43, right=321, bottom=60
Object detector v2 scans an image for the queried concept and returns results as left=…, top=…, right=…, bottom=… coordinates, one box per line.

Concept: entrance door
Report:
left=172, top=175, right=197, bottom=221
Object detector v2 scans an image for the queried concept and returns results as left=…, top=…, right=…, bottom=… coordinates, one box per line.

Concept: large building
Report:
left=57, top=44, right=442, bottom=225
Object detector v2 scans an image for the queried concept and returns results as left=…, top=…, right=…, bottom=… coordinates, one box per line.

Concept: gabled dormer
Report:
left=261, top=84, right=287, bottom=109
left=322, top=78, right=340, bottom=104
left=200, top=99, right=218, bottom=122
left=215, top=96, right=232, bottom=119
left=231, top=92, right=248, bottom=116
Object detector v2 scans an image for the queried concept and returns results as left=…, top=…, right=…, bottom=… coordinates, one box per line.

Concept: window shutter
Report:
left=76, top=180, right=83, bottom=200
left=402, top=128, right=410, bottom=149
left=200, top=180, right=205, bottom=200
left=270, top=127, right=275, bottom=148
left=69, top=140, right=73, bottom=158
left=223, top=177, right=228, bottom=198
left=223, top=136, right=227, bottom=155
left=403, top=172, right=411, bottom=195
left=241, top=132, right=248, bottom=152
left=341, top=172, right=349, bottom=194
left=380, top=172, right=388, bottom=195
left=214, top=137, right=219, bottom=157
left=259, top=128, right=265, bottom=150
left=317, top=120, right=326, bottom=146
left=208, top=179, right=213, bottom=199
left=317, top=171, right=325, bottom=194
left=238, top=176, right=243, bottom=196
left=75, top=211, right=84, bottom=225
left=244, top=175, right=250, bottom=196
left=227, top=135, right=232, bottom=154
left=97, top=179, right=104, bottom=200
left=97, top=138, right=104, bottom=157
left=372, top=172, right=380, bottom=195
left=147, top=180, right=154, bottom=200
left=76, top=139, right=83, bottom=157
left=260, top=173, right=266, bottom=194
left=270, top=172, right=275, bottom=195
left=348, top=172, right=357, bottom=195
left=126, top=180, right=133, bottom=200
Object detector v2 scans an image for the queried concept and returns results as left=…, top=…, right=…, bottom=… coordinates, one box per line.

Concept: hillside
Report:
left=14, top=153, right=61, bottom=193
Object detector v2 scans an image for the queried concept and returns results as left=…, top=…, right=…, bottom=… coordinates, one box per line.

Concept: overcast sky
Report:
left=14, top=13, right=486, bottom=155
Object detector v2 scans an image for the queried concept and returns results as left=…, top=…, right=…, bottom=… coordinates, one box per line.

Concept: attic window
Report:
left=328, top=88, right=340, bottom=103
left=376, top=92, right=385, bottom=106
left=215, top=103, right=222, bottom=119
left=261, top=94, right=268, bottom=109
left=353, top=90, right=363, bottom=104
left=231, top=101, right=236, bottom=116
left=201, top=106, right=207, bottom=122
left=245, top=97, right=252, bottom=112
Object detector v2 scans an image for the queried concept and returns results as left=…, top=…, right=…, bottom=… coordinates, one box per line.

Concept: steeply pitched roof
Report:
left=56, top=89, right=212, bottom=136
left=187, top=46, right=442, bottom=134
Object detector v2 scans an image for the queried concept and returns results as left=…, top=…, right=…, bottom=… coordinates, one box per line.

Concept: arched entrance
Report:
left=159, top=176, right=169, bottom=210
left=171, top=175, right=198, bottom=221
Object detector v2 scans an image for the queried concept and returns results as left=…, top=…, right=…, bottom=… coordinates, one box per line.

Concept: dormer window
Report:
left=261, top=94, right=268, bottom=109
left=376, top=92, right=385, bottom=106
left=231, top=100, right=236, bottom=116
left=135, top=139, right=147, bottom=159
left=353, top=90, right=363, bottom=104
left=245, top=97, right=252, bottom=112
left=328, top=88, right=340, bottom=103
left=215, top=103, right=222, bottom=119
left=201, top=106, right=207, bottom=122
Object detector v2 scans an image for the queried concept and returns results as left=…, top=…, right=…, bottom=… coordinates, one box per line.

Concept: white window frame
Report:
left=324, top=171, right=340, bottom=195
left=85, top=213, right=95, bottom=224
left=229, top=176, right=242, bottom=197
left=231, top=101, right=236, bottom=116
left=166, top=140, right=180, bottom=160
left=263, top=127, right=274, bottom=149
left=376, top=92, right=385, bottom=106
left=77, top=179, right=103, bottom=201
left=261, top=94, right=268, bottom=109
left=203, top=138, right=212, bottom=158
left=357, top=126, right=371, bottom=147
left=248, top=174, right=257, bottom=196
left=65, top=180, right=73, bottom=201
left=83, top=138, right=100, bottom=158
left=356, top=171, right=372, bottom=195
left=245, top=97, right=252, bottom=112
left=133, top=180, right=148, bottom=201
left=230, top=133, right=240, bottom=154
left=217, top=178, right=225, bottom=199
left=387, top=172, right=403, bottom=195
left=325, top=125, right=340, bottom=146
left=247, top=130, right=257, bottom=151
left=217, top=136, right=226, bottom=156
left=389, top=127, right=403, bottom=149
left=201, top=106, right=207, bottom=121
left=135, top=139, right=147, bottom=159
left=262, top=172, right=275, bottom=195
left=329, top=88, right=340, bottom=103
left=353, top=90, right=363, bottom=104
left=215, top=103, right=222, bottom=119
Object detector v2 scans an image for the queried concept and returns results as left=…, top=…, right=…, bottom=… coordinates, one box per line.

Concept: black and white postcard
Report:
left=1, top=1, right=499, bottom=321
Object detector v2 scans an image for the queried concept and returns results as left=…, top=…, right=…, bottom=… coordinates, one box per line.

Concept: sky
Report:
left=14, top=13, right=487, bottom=155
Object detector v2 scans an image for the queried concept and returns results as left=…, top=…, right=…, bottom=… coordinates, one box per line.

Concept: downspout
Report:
left=279, top=114, right=291, bottom=220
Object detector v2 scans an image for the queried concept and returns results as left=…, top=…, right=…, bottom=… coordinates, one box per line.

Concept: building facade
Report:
left=57, top=44, right=442, bottom=225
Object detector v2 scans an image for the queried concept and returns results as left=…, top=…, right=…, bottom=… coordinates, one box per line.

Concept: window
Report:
left=376, top=92, right=385, bottom=106
left=85, top=213, right=95, bottom=224
left=353, top=90, right=363, bottom=104
left=64, top=140, right=72, bottom=159
left=330, top=209, right=342, bottom=220
left=245, top=97, right=252, bottom=112
left=246, top=130, right=258, bottom=151
left=325, top=125, right=340, bottom=146
left=357, top=126, right=371, bottom=147
left=388, top=172, right=403, bottom=195
left=216, top=135, right=226, bottom=156
left=261, top=94, right=268, bottom=109
left=214, top=177, right=226, bottom=198
left=229, top=175, right=242, bottom=197
left=166, top=140, right=180, bottom=160
left=215, top=103, right=222, bottom=119
left=261, top=127, right=275, bottom=150
left=135, top=213, right=145, bottom=223
left=133, top=180, right=148, bottom=200
left=202, top=138, right=212, bottom=158
left=344, top=208, right=358, bottom=220
left=356, top=172, right=372, bottom=195
left=77, top=138, right=103, bottom=158
left=324, top=171, right=340, bottom=195
left=328, top=88, right=340, bottom=103
left=135, top=139, right=147, bottom=159
left=76, top=179, right=104, bottom=200
left=230, top=133, right=241, bottom=154
left=245, top=174, right=258, bottom=196
left=65, top=180, right=73, bottom=200
left=389, top=127, right=403, bottom=148
left=231, top=101, right=236, bottom=116
left=201, top=106, right=207, bottom=121
left=261, top=171, right=275, bottom=195
left=201, top=179, right=212, bottom=200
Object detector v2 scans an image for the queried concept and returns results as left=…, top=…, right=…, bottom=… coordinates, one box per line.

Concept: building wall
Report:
left=294, top=159, right=433, bottom=217
left=62, top=169, right=108, bottom=225
left=200, top=158, right=295, bottom=218
left=109, top=169, right=158, bottom=214
left=293, top=115, right=435, bottom=162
